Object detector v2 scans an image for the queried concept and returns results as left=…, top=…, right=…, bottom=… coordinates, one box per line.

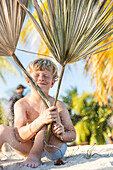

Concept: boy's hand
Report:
left=52, top=122, right=65, bottom=139
left=40, top=106, right=58, bottom=124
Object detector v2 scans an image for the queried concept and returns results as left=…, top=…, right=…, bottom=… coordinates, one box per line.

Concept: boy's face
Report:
left=28, top=69, right=55, bottom=94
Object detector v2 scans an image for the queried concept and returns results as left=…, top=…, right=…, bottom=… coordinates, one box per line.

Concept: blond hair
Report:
left=26, top=58, right=58, bottom=81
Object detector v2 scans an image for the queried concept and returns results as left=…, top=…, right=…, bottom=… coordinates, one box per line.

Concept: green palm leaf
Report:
left=0, top=0, right=50, bottom=108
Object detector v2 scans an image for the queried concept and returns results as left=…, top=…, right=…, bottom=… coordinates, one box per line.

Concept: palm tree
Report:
left=73, top=92, right=113, bottom=145
left=62, top=88, right=113, bottom=145
left=85, top=35, right=113, bottom=105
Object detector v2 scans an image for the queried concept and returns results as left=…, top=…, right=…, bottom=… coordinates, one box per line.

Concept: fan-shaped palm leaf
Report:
left=18, top=0, right=113, bottom=105
left=0, top=0, right=28, bottom=56
left=0, top=0, right=50, bottom=108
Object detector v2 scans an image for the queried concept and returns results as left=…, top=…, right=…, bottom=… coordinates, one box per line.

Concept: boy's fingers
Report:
left=55, top=129, right=63, bottom=135
left=48, top=106, right=57, bottom=111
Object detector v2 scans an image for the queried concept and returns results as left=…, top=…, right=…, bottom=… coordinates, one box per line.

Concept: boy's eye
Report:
left=34, top=74, right=39, bottom=78
left=44, top=74, right=49, bottom=78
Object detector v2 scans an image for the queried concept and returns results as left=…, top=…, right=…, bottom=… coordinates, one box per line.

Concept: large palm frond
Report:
left=0, top=0, right=50, bottom=108
left=18, top=0, right=113, bottom=105
left=0, top=0, right=28, bottom=56
left=18, top=0, right=112, bottom=63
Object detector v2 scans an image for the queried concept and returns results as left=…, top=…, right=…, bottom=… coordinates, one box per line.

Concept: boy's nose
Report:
left=38, top=75, right=44, bottom=81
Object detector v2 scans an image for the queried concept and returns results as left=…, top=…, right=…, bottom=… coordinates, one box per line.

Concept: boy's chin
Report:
left=39, top=88, right=49, bottom=95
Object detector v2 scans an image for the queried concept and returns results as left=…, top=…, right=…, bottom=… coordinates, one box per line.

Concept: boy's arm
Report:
left=14, top=100, right=57, bottom=142
left=14, top=100, right=42, bottom=142
left=52, top=101, right=76, bottom=143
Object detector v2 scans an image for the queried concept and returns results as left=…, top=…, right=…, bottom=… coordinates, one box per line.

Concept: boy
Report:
left=0, top=58, right=76, bottom=168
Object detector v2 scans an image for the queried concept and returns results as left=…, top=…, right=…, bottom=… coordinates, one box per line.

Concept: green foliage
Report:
left=61, top=87, right=77, bottom=116
left=0, top=102, right=5, bottom=124
left=62, top=88, right=113, bottom=145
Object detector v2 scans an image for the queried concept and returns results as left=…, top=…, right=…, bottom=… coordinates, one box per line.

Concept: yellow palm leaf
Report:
left=37, top=38, right=50, bottom=58
left=85, top=35, right=113, bottom=105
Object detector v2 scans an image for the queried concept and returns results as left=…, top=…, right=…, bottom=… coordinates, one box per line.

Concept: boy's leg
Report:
left=0, top=125, right=33, bottom=156
left=20, top=126, right=46, bottom=168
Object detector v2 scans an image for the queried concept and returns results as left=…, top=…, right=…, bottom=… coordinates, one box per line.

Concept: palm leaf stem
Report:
left=54, top=64, right=65, bottom=106
left=45, top=64, right=66, bottom=145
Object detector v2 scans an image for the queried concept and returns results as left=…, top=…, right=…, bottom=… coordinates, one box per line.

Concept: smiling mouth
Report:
left=37, top=83, right=46, bottom=85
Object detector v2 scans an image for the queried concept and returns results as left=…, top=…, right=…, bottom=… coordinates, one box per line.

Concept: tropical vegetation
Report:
left=84, top=0, right=113, bottom=105
left=62, top=87, right=113, bottom=145
left=85, top=34, right=113, bottom=105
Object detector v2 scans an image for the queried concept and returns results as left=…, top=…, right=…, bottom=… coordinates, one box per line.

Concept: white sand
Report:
left=1, top=144, right=113, bottom=170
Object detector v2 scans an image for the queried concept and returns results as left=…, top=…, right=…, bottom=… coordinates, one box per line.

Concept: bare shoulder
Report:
left=14, top=95, right=30, bottom=113
left=56, top=100, right=68, bottom=113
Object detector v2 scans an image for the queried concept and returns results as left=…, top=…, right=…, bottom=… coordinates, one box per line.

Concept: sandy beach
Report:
left=1, top=144, right=113, bottom=170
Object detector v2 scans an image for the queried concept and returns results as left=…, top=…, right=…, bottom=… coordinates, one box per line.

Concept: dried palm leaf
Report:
left=18, top=0, right=113, bottom=105
left=0, top=0, right=50, bottom=108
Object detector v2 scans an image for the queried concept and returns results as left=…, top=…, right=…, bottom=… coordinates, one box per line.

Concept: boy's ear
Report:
left=51, top=80, right=55, bottom=87
left=26, top=78, right=31, bottom=86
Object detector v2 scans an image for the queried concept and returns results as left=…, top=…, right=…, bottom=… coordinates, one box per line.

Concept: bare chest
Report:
left=26, top=108, right=40, bottom=124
